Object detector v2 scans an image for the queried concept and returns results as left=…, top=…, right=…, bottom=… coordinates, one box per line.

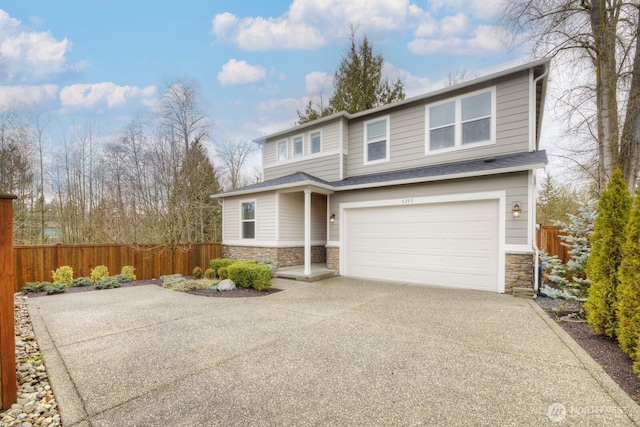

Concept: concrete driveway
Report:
left=27, top=277, right=640, bottom=426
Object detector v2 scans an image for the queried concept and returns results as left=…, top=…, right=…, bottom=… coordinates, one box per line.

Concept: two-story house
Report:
left=213, top=58, right=550, bottom=293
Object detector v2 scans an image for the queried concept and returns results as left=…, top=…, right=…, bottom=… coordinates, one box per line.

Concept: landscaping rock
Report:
left=217, top=279, right=236, bottom=291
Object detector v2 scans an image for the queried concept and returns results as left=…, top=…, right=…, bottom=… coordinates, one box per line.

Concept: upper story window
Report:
left=241, top=201, right=255, bottom=239
left=364, top=116, right=390, bottom=164
left=277, top=140, right=287, bottom=161
left=426, top=88, right=495, bottom=153
left=310, top=130, right=321, bottom=154
left=293, top=135, right=304, bottom=157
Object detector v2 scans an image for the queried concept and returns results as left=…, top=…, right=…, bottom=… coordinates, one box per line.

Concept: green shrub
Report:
left=91, top=265, right=109, bottom=283
left=112, top=274, right=133, bottom=283
left=44, top=283, right=67, bottom=295
left=162, top=277, right=186, bottom=287
left=71, top=277, right=93, bottom=287
left=617, top=186, right=640, bottom=357
left=210, top=258, right=236, bottom=278
left=51, top=266, right=73, bottom=286
left=121, top=265, right=136, bottom=281
left=193, top=266, right=204, bottom=279
left=252, top=265, right=273, bottom=291
left=585, top=168, right=632, bottom=338
left=23, top=282, right=50, bottom=293
left=95, top=276, right=121, bottom=289
left=204, top=268, right=216, bottom=280
left=218, top=266, right=229, bottom=280
left=227, top=261, right=272, bottom=290
left=163, top=278, right=217, bottom=292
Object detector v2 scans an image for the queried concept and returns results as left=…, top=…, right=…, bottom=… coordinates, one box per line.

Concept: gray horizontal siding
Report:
left=223, top=193, right=276, bottom=242
left=328, top=171, right=530, bottom=245
left=345, top=71, right=531, bottom=178
left=262, top=119, right=342, bottom=175
left=264, top=153, right=341, bottom=182
left=278, top=192, right=327, bottom=242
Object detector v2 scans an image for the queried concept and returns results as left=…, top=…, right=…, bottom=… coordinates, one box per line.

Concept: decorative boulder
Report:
left=217, top=279, right=236, bottom=291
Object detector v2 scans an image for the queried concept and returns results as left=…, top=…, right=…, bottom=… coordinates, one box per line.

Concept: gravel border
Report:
left=0, top=295, right=61, bottom=427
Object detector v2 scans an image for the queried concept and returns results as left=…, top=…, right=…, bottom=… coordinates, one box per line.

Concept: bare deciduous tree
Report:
left=502, top=0, right=640, bottom=193
left=216, top=139, right=257, bottom=190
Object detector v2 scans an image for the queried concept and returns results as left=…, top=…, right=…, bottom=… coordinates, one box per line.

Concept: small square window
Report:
left=310, top=131, right=321, bottom=154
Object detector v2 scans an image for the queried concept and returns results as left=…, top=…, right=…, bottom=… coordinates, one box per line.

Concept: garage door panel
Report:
left=345, top=199, right=499, bottom=292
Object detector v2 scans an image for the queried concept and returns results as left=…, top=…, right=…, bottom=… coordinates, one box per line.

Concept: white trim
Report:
left=363, top=115, right=390, bottom=165
left=528, top=68, right=535, bottom=152
left=425, top=87, right=496, bottom=155
left=505, top=244, right=534, bottom=253
left=264, top=149, right=340, bottom=169
left=275, top=192, right=280, bottom=241
left=339, top=119, right=344, bottom=180
left=325, top=240, right=340, bottom=248
left=326, top=194, right=331, bottom=241
left=304, top=188, right=312, bottom=275
left=340, top=191, right=506, bottom=293
left=292, top=134, right=304, bottom=158
left=222, top=240, right=326, bottom=247
left=309, top=129, right=322, bottom=155
left=239, top=199, right=256, bottom=240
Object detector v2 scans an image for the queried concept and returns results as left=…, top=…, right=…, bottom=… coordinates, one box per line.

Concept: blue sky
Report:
left=0, top=0, right=529, bottom=151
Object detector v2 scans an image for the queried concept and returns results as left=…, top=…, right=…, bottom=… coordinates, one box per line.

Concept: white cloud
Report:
left=382, top=62, right=433, bottom=97
left=212, top=0, right=419, bottom=51
left=0, top=9, right=82, bottom=82
left=408, top=24, right=508, bottom=55
left=304, top=71, right=333, bottom=94
left=59, top=83, right=156, bottom=108
left=429, top=0, right=505, bottom=21
left=217, top=59, right=267, bottom=86
left=0, top=84, right=58, bottom=108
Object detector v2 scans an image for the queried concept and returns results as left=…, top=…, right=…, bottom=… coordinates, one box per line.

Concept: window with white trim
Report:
left=277, top=140, right=287, bottom=161
left=310, top=130, right=321, bottom=154
left=293, top=135, right=303, bottom=157
left=364, top=116, right=389, bottom=164
left=241, top=201, right=255, bottom=239
left=426, top=88, right=495, bottom=153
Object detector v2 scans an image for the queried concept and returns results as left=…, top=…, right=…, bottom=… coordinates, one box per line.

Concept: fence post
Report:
left=0, top=194, right=17, bottom=410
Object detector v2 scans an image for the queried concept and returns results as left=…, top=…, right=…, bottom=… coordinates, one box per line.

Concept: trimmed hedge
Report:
left=210, top=258, right=236, bottom=278
left=227, top=261, right=272, bottom=291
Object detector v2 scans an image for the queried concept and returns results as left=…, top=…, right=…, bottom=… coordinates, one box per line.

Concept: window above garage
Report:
left=364, top=115, right=390, bottom=165
left=425, top=87, right=496, bottom=154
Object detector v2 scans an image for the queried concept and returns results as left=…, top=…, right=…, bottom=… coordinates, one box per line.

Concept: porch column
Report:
left=304, top=188, right=311, bottom=276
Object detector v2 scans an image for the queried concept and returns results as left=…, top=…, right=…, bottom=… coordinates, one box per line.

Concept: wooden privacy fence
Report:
left=537, top=225, right=570, bottom=264
left=13, top=243, right=223, bottom=293
left=1, top=194, right=17, bottom=410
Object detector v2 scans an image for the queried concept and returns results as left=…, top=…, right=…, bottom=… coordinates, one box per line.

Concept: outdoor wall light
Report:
left=512, top=202, right=522, bottom=218
left=330, top=213, right=336, bottom=223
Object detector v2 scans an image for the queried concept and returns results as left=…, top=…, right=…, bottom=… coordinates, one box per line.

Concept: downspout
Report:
left=531, top=65, right=550, bottom=294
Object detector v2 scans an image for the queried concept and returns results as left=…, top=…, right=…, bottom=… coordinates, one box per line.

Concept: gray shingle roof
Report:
left=214, top=150, right=547, bottom=197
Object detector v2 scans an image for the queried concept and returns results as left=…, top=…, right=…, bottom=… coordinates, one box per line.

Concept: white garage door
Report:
left=344, top=199, right=500, bottom=292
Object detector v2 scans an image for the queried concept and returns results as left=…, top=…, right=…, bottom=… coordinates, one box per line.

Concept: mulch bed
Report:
left=26, top=279, right=282, bottom=298
left=538, top=296, right=640, bottom=404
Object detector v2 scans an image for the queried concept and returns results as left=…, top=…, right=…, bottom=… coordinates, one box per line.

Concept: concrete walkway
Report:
left=27, top=277, right=640, bottom=426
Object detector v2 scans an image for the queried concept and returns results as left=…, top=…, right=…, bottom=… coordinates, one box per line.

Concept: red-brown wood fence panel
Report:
left=13, top=243, right=223, bottom=293
left=0, top=195, right=17, bottom=410
left=537, top=226, right=570, bottom=263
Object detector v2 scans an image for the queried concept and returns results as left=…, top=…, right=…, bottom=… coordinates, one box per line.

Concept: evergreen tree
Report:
left=616, top=186, right=640, bottom=358
left=541, top=200, right=596, bottom=308
left=585, top=168, right=632, bottom=337
left=297, top=32, right=405, bottom=124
